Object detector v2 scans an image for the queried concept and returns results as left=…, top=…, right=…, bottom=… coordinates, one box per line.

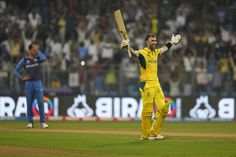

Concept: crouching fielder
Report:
left=121, top=34, right=181, bottom=140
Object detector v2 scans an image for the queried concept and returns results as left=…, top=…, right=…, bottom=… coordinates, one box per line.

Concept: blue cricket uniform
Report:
left=14, top=51, right=46, bottom=124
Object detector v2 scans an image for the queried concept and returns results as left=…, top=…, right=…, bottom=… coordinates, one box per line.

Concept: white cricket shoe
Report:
left=140, top=134, right=165, bottom=140
left=41, top=123, right=49, bottom=128
left=148, top=134, right=165, bottom=140
left=156, top=134, right=165, bottom=139
left=27, top=123, right=33, bottom=128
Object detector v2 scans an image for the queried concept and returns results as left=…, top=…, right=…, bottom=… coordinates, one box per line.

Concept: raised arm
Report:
left=120, top=40, right=140, bottom=57
left=160, top=34, right=181, bottom=55
left=129, top=48, right=139, bottom=57
left=37, top=51, right=46, bottom=62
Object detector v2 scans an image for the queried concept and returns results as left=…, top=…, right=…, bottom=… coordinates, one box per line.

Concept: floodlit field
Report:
left=0, top=120, right=236, bottom=157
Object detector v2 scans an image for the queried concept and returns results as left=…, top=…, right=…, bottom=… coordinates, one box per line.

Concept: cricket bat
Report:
left=114, top=9, right=132, bottom=58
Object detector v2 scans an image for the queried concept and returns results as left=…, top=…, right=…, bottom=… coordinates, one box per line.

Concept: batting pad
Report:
left=141, top=112, right=152, bottom=138
left=151, top=102, right=170, bottom=136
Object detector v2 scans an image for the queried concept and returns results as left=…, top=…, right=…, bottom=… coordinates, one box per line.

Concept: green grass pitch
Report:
left=0, top=120, right=236, bottom=157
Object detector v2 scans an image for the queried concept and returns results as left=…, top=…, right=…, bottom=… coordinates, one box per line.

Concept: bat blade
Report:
left=114, top=9, right=132, bottom=58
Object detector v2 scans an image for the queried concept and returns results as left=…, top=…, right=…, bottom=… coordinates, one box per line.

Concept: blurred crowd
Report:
left=0, top=0, right=236, bottom=97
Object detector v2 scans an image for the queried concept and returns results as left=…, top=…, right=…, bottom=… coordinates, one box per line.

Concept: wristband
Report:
left=165, top=42, right=172, bottom=49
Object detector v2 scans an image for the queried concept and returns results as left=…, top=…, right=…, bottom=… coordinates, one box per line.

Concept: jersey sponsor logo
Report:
left=25, top=63, right=39, bottom=68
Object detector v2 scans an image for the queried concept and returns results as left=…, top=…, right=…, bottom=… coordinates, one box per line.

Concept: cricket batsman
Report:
left=121, top=34, right=181, bottom=140
left=14, top=42, right=48, bottom=128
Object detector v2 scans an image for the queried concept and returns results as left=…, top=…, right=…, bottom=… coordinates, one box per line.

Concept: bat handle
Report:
left=123, top=46, right=132, bottom=58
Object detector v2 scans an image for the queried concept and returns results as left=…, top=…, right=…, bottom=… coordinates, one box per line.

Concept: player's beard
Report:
left=149, top=44, right=156, bottom=50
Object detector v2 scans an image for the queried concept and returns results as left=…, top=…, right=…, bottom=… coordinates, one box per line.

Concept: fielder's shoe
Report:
left=149, top=134, right=165, bottom=140
left=139, top=137, right=148, bottom=141
left=26, top=123, right=33, bottom=128
left=41, top=123, right=49, bottom=128
left=156, top=134, right=165, bottom=139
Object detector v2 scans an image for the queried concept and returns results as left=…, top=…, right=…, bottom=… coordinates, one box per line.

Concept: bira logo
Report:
left=67, top=95, right=93, bottom=118
left=189, top=96, right=216, bottom=119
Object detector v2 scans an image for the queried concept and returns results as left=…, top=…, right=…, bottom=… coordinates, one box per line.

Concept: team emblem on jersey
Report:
left=26, top=60, right=30, bottom=64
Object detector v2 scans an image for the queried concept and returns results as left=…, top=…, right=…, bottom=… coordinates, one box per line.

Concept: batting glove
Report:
left=170, top=34, right=181, bottom=45
left=120, top=39, right=130, bottom=49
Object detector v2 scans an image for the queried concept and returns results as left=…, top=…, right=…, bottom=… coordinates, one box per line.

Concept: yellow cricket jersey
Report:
left=138, top=47, right=160, bottom=82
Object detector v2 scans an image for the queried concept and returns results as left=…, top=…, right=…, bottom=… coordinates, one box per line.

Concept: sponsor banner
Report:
left=183, top=96, right=235, bottom=121
left=0, top=95, right=235, bottom=121
left=0, top=96, right=58, bottom=119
